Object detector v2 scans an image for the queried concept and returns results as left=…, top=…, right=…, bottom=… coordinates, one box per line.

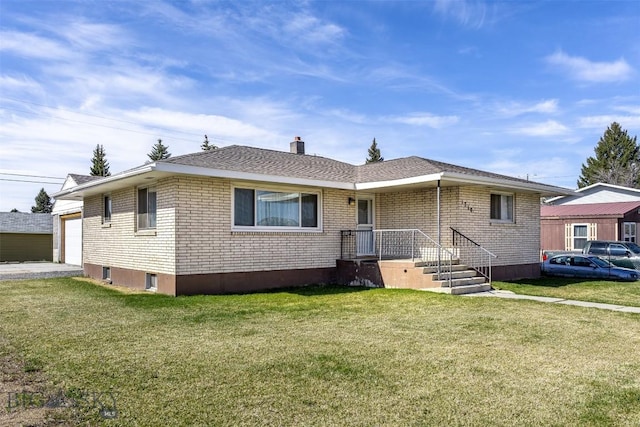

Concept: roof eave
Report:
left=53, top=163, right=157, bottom=200
left=356, top=171, right=574, bottom=196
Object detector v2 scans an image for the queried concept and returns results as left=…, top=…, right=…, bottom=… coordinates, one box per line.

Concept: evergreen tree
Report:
left=31, top=188, right=52, bottom=213
left=365, top=138, right=384, bottom=163
left=10, top=208, right=19, bottom=212
left=90, top=144, right=111, bottom=177
left=201, top=135, right=217, bottom=151
left=148, top=139, right=171, bottom=161
left=578, top=122, right=639, bottom=188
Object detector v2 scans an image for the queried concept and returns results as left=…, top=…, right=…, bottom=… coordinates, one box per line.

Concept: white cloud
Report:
left=433, top=0, right=489, bottom=29
left=578, top=115, right=640, bottom=130
left=546, top=50, right=633, bottom=83
left=495, top=99, right=559, bottom=117
left=388, top=113, right=460, bottom=128
left=0, top=30, right=74, bottom=60
left=512, top=120, right=570, bottom=137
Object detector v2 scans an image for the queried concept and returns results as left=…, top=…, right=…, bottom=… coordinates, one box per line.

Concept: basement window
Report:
left=145, top=273, right=157, bottom=291
left=102, top=266, right=111, bottom=281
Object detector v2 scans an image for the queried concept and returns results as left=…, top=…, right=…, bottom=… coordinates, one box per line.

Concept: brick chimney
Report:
left=290, top=136, right=305, bottom=155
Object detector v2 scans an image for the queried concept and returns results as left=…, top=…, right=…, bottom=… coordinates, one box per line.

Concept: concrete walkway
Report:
left=466, top=289, right=640, bottom=314
left=0, top=262, right=83, bottom=281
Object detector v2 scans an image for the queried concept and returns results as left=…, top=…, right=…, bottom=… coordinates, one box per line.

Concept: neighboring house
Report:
left=52, top=174, right=100, bottom=265
left=545, top=182, right=640, bottom=205
left=541, top=202, right=640, bottom=251
left=54, top=139, right=572, bottom=296
left=0, top=212, right=53, bottom=262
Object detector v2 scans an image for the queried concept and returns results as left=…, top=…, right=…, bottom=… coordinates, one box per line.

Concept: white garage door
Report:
left=64, top=218, right=82, bottom=265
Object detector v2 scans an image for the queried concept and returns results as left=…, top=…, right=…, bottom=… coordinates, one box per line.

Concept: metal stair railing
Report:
left=450, top=227, right=497, bottom=283
left=373, top=229, right=454, bottom=287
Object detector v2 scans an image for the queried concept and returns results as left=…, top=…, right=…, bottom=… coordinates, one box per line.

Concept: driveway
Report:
left=0, top=262, right=83, bottom=281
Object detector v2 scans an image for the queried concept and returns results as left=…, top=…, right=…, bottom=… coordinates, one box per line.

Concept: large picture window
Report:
left=233, top=187, right=320, bottom=230
left=490, top=193, right=514, bottom=222
left=137, top=186, right=157, bottom=229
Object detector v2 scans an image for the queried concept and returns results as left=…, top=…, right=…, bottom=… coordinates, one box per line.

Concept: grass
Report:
left=0, top=277, right=639, bottom=426
left=494, top=277, right=640, bottom=307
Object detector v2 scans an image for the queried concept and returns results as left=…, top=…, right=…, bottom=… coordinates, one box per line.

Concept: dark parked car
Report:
left=541, top=254, right=639, bottom=281
left=582, top=240, right=640, bottom=270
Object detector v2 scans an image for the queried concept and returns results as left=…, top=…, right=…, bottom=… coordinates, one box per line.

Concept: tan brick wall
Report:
left=375, top=186, right=540, bottom=266
left=83, top=177, right=177, bottom=274
left=173, top=177, right=357, bottom=275
left=83, top=174, right=540, bottom=277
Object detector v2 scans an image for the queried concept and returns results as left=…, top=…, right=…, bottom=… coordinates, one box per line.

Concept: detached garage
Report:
left=60, top=214, right=82, bottom=265
left=0, top=212, right=53, bottom=262
left=52, top=174, right=100, bottom=266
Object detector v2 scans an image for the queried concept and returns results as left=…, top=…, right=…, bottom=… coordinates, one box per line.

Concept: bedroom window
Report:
left=490, top=193, right=514, bottom=222
left=137, top=186, right=157, bottom=229
left=103, top=194, right=112, bottom=223
left=233, top=187, right=320, bottom=230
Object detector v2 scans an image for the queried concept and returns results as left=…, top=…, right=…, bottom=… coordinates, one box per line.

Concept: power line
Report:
left=0, top=178, right=63, bottom=184
left=0, top=172, right=65, bottom=180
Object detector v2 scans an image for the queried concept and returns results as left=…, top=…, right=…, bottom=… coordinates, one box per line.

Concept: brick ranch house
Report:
left=53, top=139, right=572, bottom=296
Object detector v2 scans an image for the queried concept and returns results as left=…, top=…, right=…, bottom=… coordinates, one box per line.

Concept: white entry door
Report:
left=356, top=197, right=375, bottom=256
left=64, top=218, right=82, bottom=265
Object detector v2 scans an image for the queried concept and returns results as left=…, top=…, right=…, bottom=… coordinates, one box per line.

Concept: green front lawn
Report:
left=494, top=277, right=640, bottom=307
left=1, top=278, right=640, bottom=426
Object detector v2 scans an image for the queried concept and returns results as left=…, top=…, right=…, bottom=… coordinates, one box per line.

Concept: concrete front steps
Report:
left=377, top=259, right=491, bottom=295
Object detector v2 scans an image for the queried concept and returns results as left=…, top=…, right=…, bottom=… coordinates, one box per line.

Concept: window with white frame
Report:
left=624, top=222, right=636, bottom=243
left=565, top=223, right=597, bottom=251
left=137, top=186, right=157, bottom=229
left=233, top=187, right=320, bottom=230
left=103, top=194, right=112, bottom=223
left=490, top=193, right=514, bottom=222
left=572, top=224, right=588, bottom=250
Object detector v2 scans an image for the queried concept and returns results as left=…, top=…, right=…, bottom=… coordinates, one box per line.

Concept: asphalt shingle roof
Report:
left=355, top=156, right=535, bottom=184
left=541, top=201, right=640, bottom=217
left=161, top=145, right=538, bottom=186
left=69, top=174, right=101, bottom=185
left=0, top=212, right=53, bottom=234
left=162, top=145, right=356, bottom=182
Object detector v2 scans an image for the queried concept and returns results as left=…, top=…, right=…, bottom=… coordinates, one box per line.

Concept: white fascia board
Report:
left=442, top=172, right=575, bottom=195
left=355, top=173, right=444, bottom=190
left=53, top=164, right=156, bottom=199
left=356, top=171, right=574, bottom=195
left=153, top=162, right=355, bottom=190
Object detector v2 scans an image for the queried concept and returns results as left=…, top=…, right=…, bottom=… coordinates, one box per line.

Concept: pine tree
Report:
left=31, top=188, right=52, bottom=213
left=201, top=135, right=217, bottom=151
left=365, top=138, right=384, bottom=163
left=90, top=144, right=111, bottom=177
left=577, top=122, right=639, bottom=188
left=148, top=139, right=171, bottom=161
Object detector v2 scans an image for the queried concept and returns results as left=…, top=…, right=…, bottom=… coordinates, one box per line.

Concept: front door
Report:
left=356, top=197, right=375, bottom=256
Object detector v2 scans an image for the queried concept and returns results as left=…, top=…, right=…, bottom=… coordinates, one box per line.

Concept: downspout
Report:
left=437, top=179, right=441, bottom=278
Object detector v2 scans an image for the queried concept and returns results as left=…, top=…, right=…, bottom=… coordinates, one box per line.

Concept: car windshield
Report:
left=626, top=242, right=640, bottom=254
left=591, top=257, right=614, bottom=268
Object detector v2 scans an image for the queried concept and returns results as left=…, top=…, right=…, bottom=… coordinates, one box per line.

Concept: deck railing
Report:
left=451, top=227, right=497, bottom=282
left=340, top=229, right=455, bottom=285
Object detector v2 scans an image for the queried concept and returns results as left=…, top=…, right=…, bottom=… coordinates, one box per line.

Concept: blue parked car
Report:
left=541, top=254, right=639, bottom=281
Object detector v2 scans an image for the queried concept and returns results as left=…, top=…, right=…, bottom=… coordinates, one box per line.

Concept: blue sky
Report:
left=1, top=0, right=639, bottom=212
